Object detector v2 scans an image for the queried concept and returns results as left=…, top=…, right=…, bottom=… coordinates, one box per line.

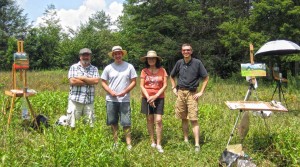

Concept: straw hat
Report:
left=108, top=46, right=127, bottom=58
left=140, top=50, right=162, bottom=62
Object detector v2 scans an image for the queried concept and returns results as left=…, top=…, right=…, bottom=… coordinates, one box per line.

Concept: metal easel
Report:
left=227, top=44, right=270, bottom=147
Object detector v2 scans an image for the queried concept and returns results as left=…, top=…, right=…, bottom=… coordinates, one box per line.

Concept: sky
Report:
left=16, top=0, right=125, bottom=31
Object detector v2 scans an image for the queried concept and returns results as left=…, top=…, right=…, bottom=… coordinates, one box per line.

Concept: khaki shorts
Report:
left=175, top=90, right=198, bottom=120
left=67, top=100, right=94, bottom=128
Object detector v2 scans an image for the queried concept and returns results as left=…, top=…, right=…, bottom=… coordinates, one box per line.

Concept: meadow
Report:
left=0, top=70, right=299, bottom=166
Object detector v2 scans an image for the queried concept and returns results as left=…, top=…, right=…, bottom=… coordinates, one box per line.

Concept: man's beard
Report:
left=81, top=60, right=90, bottom=65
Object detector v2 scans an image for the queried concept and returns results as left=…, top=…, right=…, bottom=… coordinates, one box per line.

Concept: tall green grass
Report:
left=0, top=71, right=299, bottom=166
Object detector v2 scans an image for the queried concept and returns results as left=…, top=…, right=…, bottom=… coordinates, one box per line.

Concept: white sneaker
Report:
left=127, top=144, right=132, bottom=150
left=195, top=145, right=200, bottom=152
left=151, top=143, right=157, bottom=148
left=156, top=145, right=164, bottom=153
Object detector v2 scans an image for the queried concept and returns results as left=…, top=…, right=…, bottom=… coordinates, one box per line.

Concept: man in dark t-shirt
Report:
left=170, top=43, right=209, bottom=152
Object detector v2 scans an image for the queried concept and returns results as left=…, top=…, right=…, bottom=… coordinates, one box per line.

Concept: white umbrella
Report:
left=255, top=40, right=300, bottom=56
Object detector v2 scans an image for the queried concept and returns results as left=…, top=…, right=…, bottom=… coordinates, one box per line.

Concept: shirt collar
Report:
left=184, top=58, right=193, bottom=66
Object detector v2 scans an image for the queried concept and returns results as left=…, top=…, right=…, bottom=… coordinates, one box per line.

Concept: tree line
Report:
left=1, top=0, right=300, bottom=78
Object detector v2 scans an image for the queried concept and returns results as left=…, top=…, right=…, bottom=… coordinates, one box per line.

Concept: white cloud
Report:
left=107, top=2, right=124, bottom=22
left=15, top=0, right=27, bottom=7
left=34, top=0, right=123, bottom=32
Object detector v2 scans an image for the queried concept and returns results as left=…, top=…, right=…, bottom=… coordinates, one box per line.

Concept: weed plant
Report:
left=0, top=71, right=299, bottom=166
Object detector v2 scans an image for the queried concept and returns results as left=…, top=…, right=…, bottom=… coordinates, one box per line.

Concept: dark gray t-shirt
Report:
left=170, top=58, right=208, bottom=90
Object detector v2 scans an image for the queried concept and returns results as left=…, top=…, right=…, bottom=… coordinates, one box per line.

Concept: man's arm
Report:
left=69, top=78, right=86, bottom=86
left=116, top=78, right=136, bottom=97
left=170, top=76, right=176, bottom=90
left=101, top=79, right=117, bottom=97
left=199, top=75, right=209, bottom=94
left=170, top=76, right=177, bottom=95
left=193, top=75, right=209, bottom=100
left=76, top=76, right=100, bottom=85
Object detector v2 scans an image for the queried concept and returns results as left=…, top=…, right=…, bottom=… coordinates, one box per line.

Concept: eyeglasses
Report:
left=182, top=49, right=191, bottom=52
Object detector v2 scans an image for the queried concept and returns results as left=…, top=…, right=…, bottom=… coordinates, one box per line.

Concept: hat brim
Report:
left=79, top=52, right=92, bottom=55
left=108, top=50, right=127, bottom=58
left=140, top=56, right=162, bottom=62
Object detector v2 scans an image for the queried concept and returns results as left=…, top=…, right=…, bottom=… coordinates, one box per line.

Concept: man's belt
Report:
left=178, top=87, right=197, bottom=92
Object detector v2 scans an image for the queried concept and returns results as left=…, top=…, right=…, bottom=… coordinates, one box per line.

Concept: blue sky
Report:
left=16, top=0, right=125, bottom=30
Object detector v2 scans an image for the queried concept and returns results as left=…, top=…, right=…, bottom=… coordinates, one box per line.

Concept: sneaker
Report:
left=113, top=143, right=118, bottom=149
left=127, top=144, right=132, bottom=150
left=151, top=143, right=157, bottom=148
left=156, top=145, right=164, bottom=153
left=195, top=145, right=200, bottom=152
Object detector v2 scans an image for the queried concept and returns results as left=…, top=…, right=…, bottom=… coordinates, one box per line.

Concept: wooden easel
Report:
left=3, top=40, right=36, bottom=128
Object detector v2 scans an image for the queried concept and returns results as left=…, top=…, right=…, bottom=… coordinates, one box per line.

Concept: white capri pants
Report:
left=67, top=100, right=94, bottom=128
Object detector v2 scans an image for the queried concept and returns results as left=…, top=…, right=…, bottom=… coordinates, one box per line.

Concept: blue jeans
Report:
left=106, top=101, right=131, bottom=127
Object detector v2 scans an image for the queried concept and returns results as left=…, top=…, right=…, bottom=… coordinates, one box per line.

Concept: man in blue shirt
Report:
left=170, top=43, right=209, bottom=152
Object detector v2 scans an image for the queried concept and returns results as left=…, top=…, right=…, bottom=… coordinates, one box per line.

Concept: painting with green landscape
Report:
left=241, top=63, right=266, bottom=77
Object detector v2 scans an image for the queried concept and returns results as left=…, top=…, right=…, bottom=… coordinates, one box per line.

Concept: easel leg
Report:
left=1, top=96, right=10, bottom=115
left=7, top=95, right=16, bottom=128
left=25, top=97, right=38, bottom=128
left=227, top=109, right=243, bottom=147
left=260, top=111, right=270, bottom=134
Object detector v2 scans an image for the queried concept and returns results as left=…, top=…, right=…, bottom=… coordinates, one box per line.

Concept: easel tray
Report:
left=225, top=101, right=288, bottom=112
left=5, top=89, right=37, bottom=97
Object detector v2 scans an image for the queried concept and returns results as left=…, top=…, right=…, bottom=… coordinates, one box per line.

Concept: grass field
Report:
left=0, top=70, right=299, bottom=166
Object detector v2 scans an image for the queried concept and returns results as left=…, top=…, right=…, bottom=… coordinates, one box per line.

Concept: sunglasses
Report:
left=182, top=49, right=191, bottom=51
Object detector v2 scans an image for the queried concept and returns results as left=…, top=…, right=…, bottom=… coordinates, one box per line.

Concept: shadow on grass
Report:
left=250, top=132, right=274, bottom=152
left=127, top=128, right=145, bottom=146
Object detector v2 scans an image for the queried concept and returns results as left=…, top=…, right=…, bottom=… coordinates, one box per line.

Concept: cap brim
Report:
left=80, top=52, right=92, bottom=55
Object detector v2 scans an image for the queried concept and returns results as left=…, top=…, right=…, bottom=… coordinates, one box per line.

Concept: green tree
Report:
left=120, top=0, right=253, bottom=76
left=24, top=5, right=62, bottom=69
left=219, top=0, right=300, bottom=76
left=71, top=11, right=115, bottom=69
left=0, top=0, right=29, bottom=70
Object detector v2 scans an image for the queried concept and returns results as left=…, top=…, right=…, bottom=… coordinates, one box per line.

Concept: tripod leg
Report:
left=279, top=85, right=288, bottom=109
left=271, top=83, right=278, bottom=100
left=278, top=82, right=282, bottom=102
left=244, top=89, right=251, bottom=101
left=227, top=110, right=243, bottom=147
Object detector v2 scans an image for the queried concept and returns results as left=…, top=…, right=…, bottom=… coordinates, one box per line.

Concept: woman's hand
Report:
left=149, top=101, right=156, bottom=108
left=147, top=95, right=157, bottom=103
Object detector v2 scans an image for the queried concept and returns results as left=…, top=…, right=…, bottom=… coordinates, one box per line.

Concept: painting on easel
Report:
left=13, top=40, right=29, bottom=70
left=241, top=63, right=266, bottom=77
